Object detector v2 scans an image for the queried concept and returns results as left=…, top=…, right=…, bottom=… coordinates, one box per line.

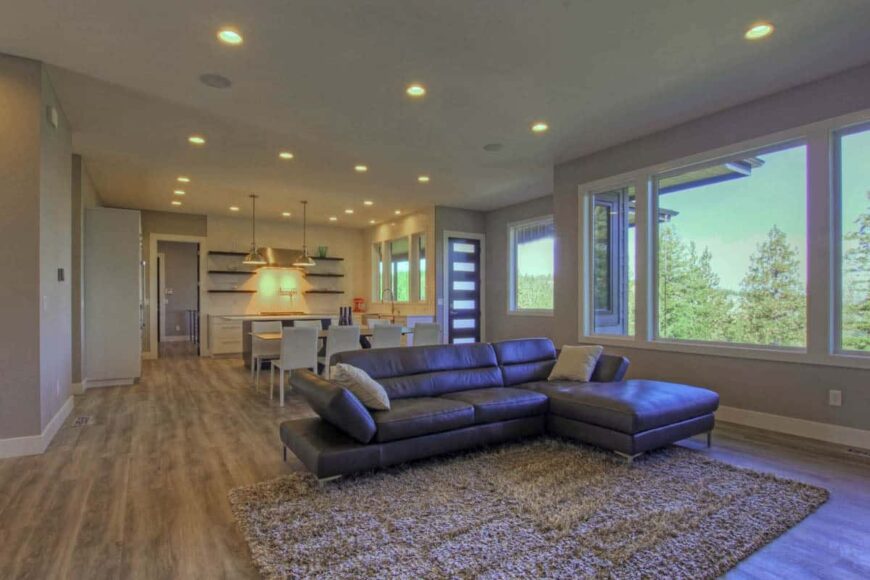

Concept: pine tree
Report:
left=842, top=193, right=870, bottom=351
left=738, top=226, right=805, bottom=346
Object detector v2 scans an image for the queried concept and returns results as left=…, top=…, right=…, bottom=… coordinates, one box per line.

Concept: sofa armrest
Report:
left=289, top=369, right=377, bottom=444
left=591, top=354, right=630, bottom=382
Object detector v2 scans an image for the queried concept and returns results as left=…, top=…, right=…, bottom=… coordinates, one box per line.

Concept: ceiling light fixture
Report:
left=282, top=211, right=291, bottom=217
left=230, top=206, right=240, bottom=212
left=345, top=209, right=354, bottom=214
left=293, top=201, right=317, bottom=267
left=329, top=216, right=338, bottom=222
left=363, top=200, right=374, bottom=206
left=279, top=151, right=294, bottom=160
left=369, top=219, right=376, bottom=224
left=173, top=190, right=185, bottom=196
left=417, top=175, right=430, bottom=183
left=243, top=194, right=267, bottom=265
left=171, top=200, right=182, bottom=206
left=744, top=22, right=774, bottom=40
left=217, top=27, right=243, bottom=45
left=531, top=122, right=549, bottom=134
left=406, top=83, right=426, bottom=98
left=394, top=210, right=402, bottom=215
left=177, top=176, right=190, bottom=183
left=188, top=135, right=206, bottom=145
left=199, top=73, right=232, bottom=89
left=354, top=165, right=368, bottom=173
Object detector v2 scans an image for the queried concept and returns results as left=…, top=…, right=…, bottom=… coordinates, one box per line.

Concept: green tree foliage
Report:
left=517, top=274, right=554, bottom=310
left=738, top=226, right=805, bottom=347
left=658, top=225, right=733, bottom=341
left=843, top=193, right=870, bottom=351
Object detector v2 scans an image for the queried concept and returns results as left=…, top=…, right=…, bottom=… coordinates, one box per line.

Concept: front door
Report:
left=446, top=236, right=482, bottom=344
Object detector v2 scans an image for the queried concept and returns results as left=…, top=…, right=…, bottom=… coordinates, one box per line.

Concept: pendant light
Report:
left=292, top=200, right=316, bottom=267
left=243, top=194, right=267, bottom=265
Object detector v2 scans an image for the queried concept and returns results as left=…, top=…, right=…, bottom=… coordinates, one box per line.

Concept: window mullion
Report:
left=634, top=174, right=652, bottom=344
left=806, top=128, right=834, bottom=359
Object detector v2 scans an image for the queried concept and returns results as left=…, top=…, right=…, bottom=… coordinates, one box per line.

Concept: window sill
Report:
left=508, top=309, right=554, bottom=318
left=579, top=334, right=870, bottom=370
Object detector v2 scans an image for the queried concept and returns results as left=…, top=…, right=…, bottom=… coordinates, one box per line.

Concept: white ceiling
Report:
left=3, top=0, right=870, bottom=226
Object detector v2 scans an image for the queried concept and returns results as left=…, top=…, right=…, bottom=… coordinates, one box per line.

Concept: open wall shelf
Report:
left=312, top=256, right=344, bottom=261
left=208, top=289, right=257, bottom=294
left=305, top=290, right=345, bottom=294
left=208, top=270, right=257, bottom=275
left=304, top=273, right=344, bottom=278
left=208, top=250, right=248, bottom=257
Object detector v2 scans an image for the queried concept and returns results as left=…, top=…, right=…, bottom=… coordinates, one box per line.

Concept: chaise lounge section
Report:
left=281, top=338, right=719, bottom=478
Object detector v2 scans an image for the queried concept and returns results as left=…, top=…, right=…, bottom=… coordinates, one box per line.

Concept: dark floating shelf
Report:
left=304, top=273, right=344, bottom=278
left=305, top=290, right=345, bottom=294
left=208, top=270, right=257, bottom=275
left=312, top=256, right=344, bottom=261
left=208, top=289, right=257, bottom=294
left=208, top=251, right=248, bottom=257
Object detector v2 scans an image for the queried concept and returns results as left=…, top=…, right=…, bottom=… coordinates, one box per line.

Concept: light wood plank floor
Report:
left=0, top=345, right=868, bottom=579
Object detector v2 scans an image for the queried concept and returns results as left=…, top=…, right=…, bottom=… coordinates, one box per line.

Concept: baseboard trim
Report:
left=83, top=378, right=135, bottom=389
left=717, top=405, right=870, bottom=450
left=72, top=381, right=85, bottom=395
left=0, top=396, right=74, bottom=459
left=141, top=351, right=156, bottom=360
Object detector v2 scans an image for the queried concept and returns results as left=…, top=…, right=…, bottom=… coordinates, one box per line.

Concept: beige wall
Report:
left=482, top=62, right=870, bottom=431
left=0, top=54, right=43, bottom=439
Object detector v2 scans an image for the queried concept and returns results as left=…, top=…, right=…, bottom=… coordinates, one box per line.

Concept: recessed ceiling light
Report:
left=394, top=210, right=402, bottom=215
left=345, top=209, right=354, bottom=214
left=483, top=143, right=503, bottom=152
left=369, top=219, right=376, bottom=224
left=229, top=206, right=240, bottom=212
left=744, top=22, right=774, bottom=40
left=177, top=176, right=190, bottom=183
left=363, top=200, right=374, bottom=206
left=329, top=216, right=338, bottom=221
left=199, top=73, right=232, bottom=89
left=217, top=27, right=243, bottom=45
left=406, top=83, right=426, bottom=98
left=354, top=164, right=368, bottom=173
left=282, top=211, right=291, bottom=217
left=531, top=122, right=549, bottom=134
left=279, top=151, right=294, bottom=160
left=417, top=175, right=430, bottom=183
left=171, top=200, right=182, bottom=206
left=173, top=190, right=185, bottom=196
left=188, top=135, right=206, bottom=145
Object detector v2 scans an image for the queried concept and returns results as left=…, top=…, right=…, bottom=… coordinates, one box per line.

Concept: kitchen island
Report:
left=208, top=313, right=337, bottom=367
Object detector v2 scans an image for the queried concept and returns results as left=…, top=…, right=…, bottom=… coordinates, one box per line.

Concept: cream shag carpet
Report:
left=229, top=439, right=828, bottom=579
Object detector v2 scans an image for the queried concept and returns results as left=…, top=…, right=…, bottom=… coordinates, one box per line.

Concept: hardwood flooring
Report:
left=0, top=345, right=868, bottom=579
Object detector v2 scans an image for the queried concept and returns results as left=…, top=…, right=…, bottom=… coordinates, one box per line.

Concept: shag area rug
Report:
left=229, top=439, right=828, bottom=579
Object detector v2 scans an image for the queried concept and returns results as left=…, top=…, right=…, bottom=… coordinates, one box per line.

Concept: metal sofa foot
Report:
left=318, top=475, right=342, bottom=485
left=706, top=431, right=713, bottom=448
left=614, top=451, right=642, bottom=465
left=283, top=446, right=287, bottom=462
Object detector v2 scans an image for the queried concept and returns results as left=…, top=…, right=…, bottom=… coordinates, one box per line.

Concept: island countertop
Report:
left=212, top=313, right=336, bottom=321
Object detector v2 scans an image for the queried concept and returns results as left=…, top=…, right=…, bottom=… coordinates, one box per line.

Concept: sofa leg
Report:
left=318, top=475, right=342, bottom=485
left=706, top=431, right=713, bottom=448
left=614, top=451, right=642, bottom=465
left=282, top=446, right=287, bottom=462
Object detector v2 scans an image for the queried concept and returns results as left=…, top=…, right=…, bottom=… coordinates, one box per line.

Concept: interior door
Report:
left=446, top=236, right=482, bottom=344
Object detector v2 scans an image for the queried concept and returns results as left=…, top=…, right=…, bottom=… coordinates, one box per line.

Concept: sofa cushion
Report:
left=440, top=388, right=549, bottom=424
left=548, top=345, right=604, bottom=382
left=289, top=370, right=377, bottom=444
left=492, top=338, right=557, bottom=386
left=332, top=363, right=391, bottom=411
left=334, top=343, right=503, bottom=400
left=372, top=398, right=475, bottom=443
left=529, top=380, right=720, bottom=434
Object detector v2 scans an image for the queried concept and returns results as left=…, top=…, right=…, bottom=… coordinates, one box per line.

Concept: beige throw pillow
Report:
left=332, top=363, right=391, bottom=411
left=548, top=345, right=604, bottom=382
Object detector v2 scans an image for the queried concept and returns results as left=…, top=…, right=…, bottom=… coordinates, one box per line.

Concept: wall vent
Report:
left=72, top=415, right=94, bottom=427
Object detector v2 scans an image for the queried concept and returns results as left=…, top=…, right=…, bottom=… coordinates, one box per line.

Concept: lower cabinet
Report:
left=208, top=317, right=243, bottom=355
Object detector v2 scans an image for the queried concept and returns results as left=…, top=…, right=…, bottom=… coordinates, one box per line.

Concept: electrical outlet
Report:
left=828, top=389, right=842, bottom=407
left=175, top=324, right=181, bottom=332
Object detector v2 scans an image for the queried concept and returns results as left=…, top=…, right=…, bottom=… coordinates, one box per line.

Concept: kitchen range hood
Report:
left=252, top=247, right=306, bottom=269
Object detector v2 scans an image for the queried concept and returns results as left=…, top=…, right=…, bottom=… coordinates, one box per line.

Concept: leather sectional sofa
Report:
left=281, top=338, right=719, bottom=479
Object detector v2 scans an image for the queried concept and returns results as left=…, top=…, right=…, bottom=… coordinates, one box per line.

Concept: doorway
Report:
left=443, top=232, right=485, bottom=344
left=156, top=241, right=200, bottom=358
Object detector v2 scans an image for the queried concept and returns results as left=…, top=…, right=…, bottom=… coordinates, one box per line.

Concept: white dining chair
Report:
left=251, top=321, right=283, bottom=388
left=368, top=318, right=390, bottom=327
left=411, top=322, right=441, bottom=346
left=319, top=325, right=361, bottom=378
left=371, top=324, right=402, bottom=349
left=293, top=319, right=323, bottom=331
left=270, top=326, right=319, bottom=406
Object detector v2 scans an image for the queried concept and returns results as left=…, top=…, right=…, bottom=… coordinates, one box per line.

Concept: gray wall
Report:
left=485, top=195, right=555, bottom=341
left=483, top=62, right=870, bottom=431
left=434, top=206, right=486, bottom=328
left=0, top=54, right=43, bottom=439
left=71, top=154, right=101, bottom=385
left=157, top=241, right=199, bottom=338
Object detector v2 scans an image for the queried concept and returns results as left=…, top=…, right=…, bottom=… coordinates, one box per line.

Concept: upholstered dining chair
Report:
left=251, top=321, right=283, bottom=388
left=270, top=326, right=319, bottom=406
left=411, top=322, right=440, bottom=346
left=319, top=325, right=360, bottom=378
left=371, top=324, right=402, bottom=349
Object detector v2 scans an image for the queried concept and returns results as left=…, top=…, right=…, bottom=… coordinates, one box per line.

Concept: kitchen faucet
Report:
left=381, top=288, right=397, bottom=322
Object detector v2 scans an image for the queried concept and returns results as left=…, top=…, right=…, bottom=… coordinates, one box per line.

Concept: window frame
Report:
left=371, top=232, right=431, bottom=306
left=507, top=214, right=555, bottom=316
left=577, top=108, right=870, bottom=370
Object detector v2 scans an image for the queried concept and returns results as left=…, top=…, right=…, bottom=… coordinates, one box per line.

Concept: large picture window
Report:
left=653, top=144, right=808, bottom=347
left=389, top=237, right=410, bottom=303
left=509, top=216, right=554, bottom=312
left=837, top=124, right=870, bottom=353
